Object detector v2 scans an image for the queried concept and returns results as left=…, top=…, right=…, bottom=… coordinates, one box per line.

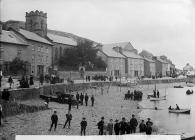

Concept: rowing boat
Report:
left=149, top=96, right=166, bottom=101
left=169, top=109, right=191, bottom=114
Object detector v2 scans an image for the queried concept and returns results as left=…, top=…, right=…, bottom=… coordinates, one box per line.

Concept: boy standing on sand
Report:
left=49, top=111, right=58, bottom=131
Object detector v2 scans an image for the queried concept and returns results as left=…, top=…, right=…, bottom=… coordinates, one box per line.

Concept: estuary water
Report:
left=139, top=85, right=195, bottom=134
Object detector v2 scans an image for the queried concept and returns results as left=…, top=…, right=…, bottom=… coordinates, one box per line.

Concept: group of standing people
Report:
left=75, top=92, right=95, bottom=107
left=19, top=75, right=34, bottom=88
left=97, top=115, right=153, bottom=135
left=49, top=111, right=153, bottom=136
left=153, top=89, right=160, bottom=98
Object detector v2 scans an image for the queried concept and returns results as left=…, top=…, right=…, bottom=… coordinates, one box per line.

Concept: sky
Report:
left=0, top=0, right=195, bottom=69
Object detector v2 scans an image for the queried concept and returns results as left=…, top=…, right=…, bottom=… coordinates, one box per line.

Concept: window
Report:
left=46, top=47, right=49, bottom=53
left=17, top=48, right=22, bottom=58
left=32, top=55, right=35, bottom=62
left=31, top=65, right=35, bottom=74
left=38, top=46, right=41, bottom=52
left=32, top=46, right=35, bottom=51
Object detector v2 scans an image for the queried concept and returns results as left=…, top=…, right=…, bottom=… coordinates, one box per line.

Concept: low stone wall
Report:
left=138, top=78, right=187, bottom=85
left=0, top=99, right=47, bottom=117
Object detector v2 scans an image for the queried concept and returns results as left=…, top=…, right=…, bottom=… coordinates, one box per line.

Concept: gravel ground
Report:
left=0, top=82, right=187, bottom=140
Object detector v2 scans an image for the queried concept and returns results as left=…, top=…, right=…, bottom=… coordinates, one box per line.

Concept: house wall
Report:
left=127, top=58, right=144, bottom=78
left=27, top=40, right=52, bottom=76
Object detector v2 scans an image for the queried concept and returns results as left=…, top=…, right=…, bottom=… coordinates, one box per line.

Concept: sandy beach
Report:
left=0, top=82, right=187, bottom=140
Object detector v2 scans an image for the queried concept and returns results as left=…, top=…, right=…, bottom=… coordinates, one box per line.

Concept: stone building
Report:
left=47, top=32, right=77, bottom=68
left=183, top=63, right=194, bottom=75
left=153, top=57, right=168, bottom=77
left=97, top=44, right=126, bottom=78
left=98, top=42, right=144, bottom=78
left=139, top=50, right=155, bottom=78
left=0, top=27, right=30, bottom=75
left=1, top=10, right=53, bottom=76
left=143, top=57, right=155, bottom=78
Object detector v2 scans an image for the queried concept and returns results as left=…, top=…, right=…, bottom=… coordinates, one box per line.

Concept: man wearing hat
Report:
left=97, top=117, right=104, bottom=135
left=146, top=118, right=153, bottom=135
left=120, top=117, right=127, bottom=135
left=114, top=119, right=120, bottom=135
left=130, top=114, right=138, bottom=133
left=80, top=117, right=87, bottom=136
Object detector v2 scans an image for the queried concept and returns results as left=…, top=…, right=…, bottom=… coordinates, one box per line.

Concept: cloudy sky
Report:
left=1, top=0, right=195, bottom=69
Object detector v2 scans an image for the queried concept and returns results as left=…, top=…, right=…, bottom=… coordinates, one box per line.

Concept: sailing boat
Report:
left=149, top=79, right=167, bottom=101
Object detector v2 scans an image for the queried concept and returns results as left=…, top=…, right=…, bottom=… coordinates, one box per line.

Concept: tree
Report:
left=9, top=57, right=29, bottom=75
left=59, top=40, right=107, bottom=71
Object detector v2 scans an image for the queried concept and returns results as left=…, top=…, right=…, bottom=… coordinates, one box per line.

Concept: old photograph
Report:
left=0, top=0, right=195, bottom=140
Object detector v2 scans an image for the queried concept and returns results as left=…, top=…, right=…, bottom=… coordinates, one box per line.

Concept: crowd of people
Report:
left=124, top=90, right=143, bottom=101
left=49, top=111, right=153, bottom=136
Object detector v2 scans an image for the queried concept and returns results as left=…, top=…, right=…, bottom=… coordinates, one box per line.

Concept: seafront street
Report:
left=0, top=82, right=185, bottom=140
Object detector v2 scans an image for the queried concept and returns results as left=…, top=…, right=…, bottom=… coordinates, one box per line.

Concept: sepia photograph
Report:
left=0, top=0, right=195, bottom=140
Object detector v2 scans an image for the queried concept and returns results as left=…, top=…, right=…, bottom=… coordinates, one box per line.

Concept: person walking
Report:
left=97, top=117, right=104, bottom=135
left=139, top=120, right=146, bottom=133
left=120, top=117, right=127, bottom=135
left=114, top=119, right=120, bottom=135
left=49, top=111, right=58, bottom=131
left=84, top=93, right=89, bottom=106
left=107, top=119, right=113, bottom=135
left=63, top=111, right=72, bottom=129
left=8, top=76, right=13, bottom=89
left=91, top=95, right=94, bottom=106
left=80, top=117, right=87, bottom=136
left=68, top=96, right=72, bottom=111
left=80, top=93, right=84, bottom=105
left=76, top=92, right=80, bottom=102
left=130, top=114, right=138, bottom=133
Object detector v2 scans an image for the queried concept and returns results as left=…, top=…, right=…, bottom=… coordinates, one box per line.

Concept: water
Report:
left=139, top=85, right=195, bottom=134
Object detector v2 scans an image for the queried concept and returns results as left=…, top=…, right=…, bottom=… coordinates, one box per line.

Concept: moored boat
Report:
left=186, top=90, right=193, bottom=95
left=169, top=109, right=191, bottom=114
left=149, top=96, right=166, bottom=101
left=174, top=85, right=184, bottom=88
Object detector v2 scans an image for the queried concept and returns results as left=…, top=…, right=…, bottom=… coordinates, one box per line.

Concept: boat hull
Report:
left=169, top=109, right=191, bottom=114
left=149, top=96, right=166, bottom=101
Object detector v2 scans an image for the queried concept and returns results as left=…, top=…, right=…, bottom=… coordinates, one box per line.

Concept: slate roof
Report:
left=122, top=51, right=143, bottom=59
left=18, top=29, right=52, bottom=45
left=156, top=57, right=168, bottom=63
left=0, top=30, right=28, bottom=45
left=47, top=33, right=77, bottom=46
left=101, top=44, right=126, bottom=58
left=143, top=57, right=155, bottom=63
left=104, top=42, right=135, bottom=50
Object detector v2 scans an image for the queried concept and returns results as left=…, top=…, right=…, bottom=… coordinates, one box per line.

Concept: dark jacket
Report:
left=81, top=120, right=87, bottom=128
left=97, top=120, right=104, bottom=130
left=51, top=114, right=58, bottom=123
left=66, top=114, right=72, bottom=120
left=120, top=121, right=127, bottom=134
left=85, top=95, right=89, bottom=101
left=130, top=118, right=138, bottom=128
left=146, top=125, right=152, bottom=135
left=139, top=123, right=146, bottom=132
left=114, top=122, right=120, bottom=135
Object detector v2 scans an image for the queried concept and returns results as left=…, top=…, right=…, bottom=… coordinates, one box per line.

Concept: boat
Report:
left=186, top=90, right=193, bottom=95
left=149, top=96, right=166, bottom=101
left=181, top=133, right=195, bottom=140
left=174, top=85, right=184, bottom=88
left=168, top=109, right=191, bottom=114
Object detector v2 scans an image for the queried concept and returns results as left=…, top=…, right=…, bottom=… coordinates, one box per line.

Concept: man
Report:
left=39, top=74, right=44, bottom=85
left=80, top=117, right=87, bottom=136
left=68, top=96, right=72, bottom=111
left=63, top=111, right=72, bottom=129
left=91, top=95, right=94, bottom=106
left=80, top=93, right=84, bottom=105
left=76, top=92, right=80, bottom=102
left=107, top=119, right=114, bottom=135
left=84, top=93, right=89, bottom=106
left=49, top=111, right=58, bottom=131
left=8, top=76, right=13, bottom=89
left=153, top=90, right=156, bottom=98
left=0, top=73, right=2, bottom=88
left=146, top=118, right=153, bottom=127
left=97, top=117, right=104, bottom=135
left=139, top=120, right=146, bottom=133
left=120, top=117, right=127, bottom=135
left=130, top=114, right=138, bottom=133
left=176, top=104, right=180, bottom=110
left=157, top=90, right=160, bottom=98
left=114, top=119, right=120, bottom=135
left=29, top=75, right=34, bottom=85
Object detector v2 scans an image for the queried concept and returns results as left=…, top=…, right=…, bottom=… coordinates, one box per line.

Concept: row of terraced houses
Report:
left=0, top=10, right=175, bottom=79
